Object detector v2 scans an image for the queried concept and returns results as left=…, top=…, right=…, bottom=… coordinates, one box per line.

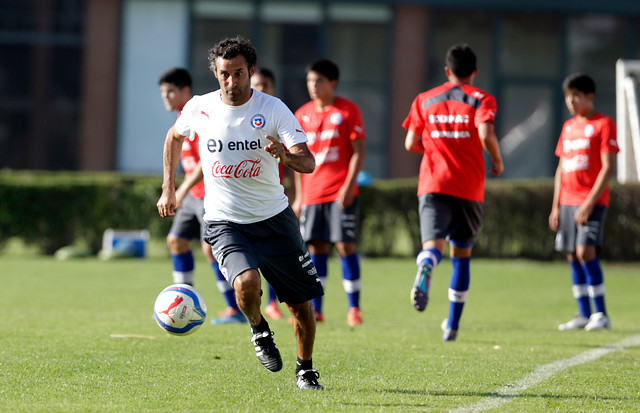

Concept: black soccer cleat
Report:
left=296, top=369, right=323, bottom=390
left=251, top=330, right=283, bottom=372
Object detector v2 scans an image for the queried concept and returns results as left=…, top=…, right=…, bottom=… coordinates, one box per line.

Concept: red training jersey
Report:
left=295, top=96, right=366, bottom=205
left=402, top=82, right=497, bottom=202
left=555, top=112, right=618, bottom=206
left=178, top=111, right=205, bottom=199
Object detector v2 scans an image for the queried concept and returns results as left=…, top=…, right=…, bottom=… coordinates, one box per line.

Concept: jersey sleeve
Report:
left=475, top=94, right=497, bottom=126
left=274, top=99, right=308, bottom=149
left=600, top=117, right=619, bottom=154
left=174, top=96, right=197, bottom=139
left=402, top=95, right=424, bottom=134
left=348, top=102, right=366, bottom=141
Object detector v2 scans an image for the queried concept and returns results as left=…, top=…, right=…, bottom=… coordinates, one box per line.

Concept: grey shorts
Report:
left=554, top=204, right=607, bottom=253
left=203, top=206, right=324, bottom=305
left=169, top=193, right=205, bottom=241
left=299, top=198, right=359, bottom=244
left=418, top=193, right=484, bottom=247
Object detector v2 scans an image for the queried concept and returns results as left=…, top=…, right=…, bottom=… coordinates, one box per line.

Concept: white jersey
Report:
left=175, top=89, right=308, bottom=223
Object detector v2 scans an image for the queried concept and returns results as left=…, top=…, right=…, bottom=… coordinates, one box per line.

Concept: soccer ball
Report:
left=153, top=284, right=207, bottom=336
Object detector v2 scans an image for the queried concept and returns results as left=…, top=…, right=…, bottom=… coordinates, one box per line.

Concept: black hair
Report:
left=208, top=36, right=257, bottom=72
left=256, top=67, right=276, bottom=87
left=158, top=67, right=192, bottom=88
left=445, top=44, right=477, bottom=78
left=562, top=73, right=596, bottom=95
left=306, top=59, right=340, bottom=81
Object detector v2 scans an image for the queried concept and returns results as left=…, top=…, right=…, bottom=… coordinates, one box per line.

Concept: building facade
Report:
left=2, top=0, right=639, bottom=180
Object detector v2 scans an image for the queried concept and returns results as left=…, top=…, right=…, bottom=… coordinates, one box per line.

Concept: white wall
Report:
left=117, top=0, right=190, bottom=173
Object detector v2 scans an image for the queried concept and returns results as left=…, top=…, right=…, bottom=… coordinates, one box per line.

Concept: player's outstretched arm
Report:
left=264, top=136, right=315, bottom=174
left=157, top=125, right=187, bottom=218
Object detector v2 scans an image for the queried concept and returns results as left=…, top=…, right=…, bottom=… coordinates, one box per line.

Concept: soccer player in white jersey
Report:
left=157, top=36, right=324, bottom=390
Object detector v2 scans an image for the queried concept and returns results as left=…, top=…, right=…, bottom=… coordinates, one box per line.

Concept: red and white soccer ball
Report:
left=153, top=284, right=207, bottom=336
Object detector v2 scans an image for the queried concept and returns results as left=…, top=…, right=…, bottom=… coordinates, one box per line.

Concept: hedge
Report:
left=1, top=169, right=639, bottom=260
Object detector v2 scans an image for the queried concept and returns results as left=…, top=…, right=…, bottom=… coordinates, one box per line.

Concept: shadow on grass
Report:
left=331, top=388, right=636, bottom=410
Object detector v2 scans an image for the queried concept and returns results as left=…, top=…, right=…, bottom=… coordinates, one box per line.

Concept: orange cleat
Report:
left=347, top=307, right=363, bottom=326
left=265, top=300, right=284, bottom=320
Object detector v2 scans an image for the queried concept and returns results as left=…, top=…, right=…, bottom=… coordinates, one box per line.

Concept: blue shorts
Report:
left=299, top=198, right=359, bottom=244
left=554, top=204, right=607, bottom=253
left=169, top=193, right=205, bottom=241
left=418, top=193, right=484, bottom=248
left=203, top=206, right=324, bottom=305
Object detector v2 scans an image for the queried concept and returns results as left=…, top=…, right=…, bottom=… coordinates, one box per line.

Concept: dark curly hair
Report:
left=208, top=36, right=257, bottom=72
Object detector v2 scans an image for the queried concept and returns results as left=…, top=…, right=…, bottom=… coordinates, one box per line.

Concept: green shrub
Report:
left=1, top=169, right=638, bottom=260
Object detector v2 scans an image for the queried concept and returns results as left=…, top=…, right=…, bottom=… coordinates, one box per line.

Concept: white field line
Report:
left=451, top=334, right=640, bottom=412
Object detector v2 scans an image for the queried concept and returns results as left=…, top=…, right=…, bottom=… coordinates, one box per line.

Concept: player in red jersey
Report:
left=293, top=59, right=366, bottom=326
left=549, top=73, right=618, bottom=331
left=157, top=68, right=245, bottom=324
left=403, top=44, right=503, bottom=341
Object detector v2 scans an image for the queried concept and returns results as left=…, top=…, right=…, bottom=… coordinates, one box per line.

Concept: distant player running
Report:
left=402, top=44, right=503, bottom=342
left=549, top=73, right=618, bottom=331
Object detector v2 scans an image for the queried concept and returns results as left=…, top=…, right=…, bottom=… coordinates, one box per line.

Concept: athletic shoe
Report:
left=250, top=330, right=283, bottom=372
left=411, top=261, right=432, bottom=311
left=584, top=312, right=611, bottom=331
left=441, top=318, right=457, bottom=342
left=210, top=311, right=247, bottom=324
left=296, top=369, right=323, bottom=390
left=557, top=314, right=589, bottom=331
left=265, top=300, right=284, bottom=320
left=218, top=306, right=239, bottom=317
left=347, top=307, right=363, bottom=326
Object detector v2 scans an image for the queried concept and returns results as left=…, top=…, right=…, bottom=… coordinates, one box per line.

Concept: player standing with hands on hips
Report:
left=157, top=36, right=324, bottom=390
left=293, top=59, right=366, bottom=326
left=549, top=73, right=618, bottom=331
left=403, top=44, right=503, bottom=342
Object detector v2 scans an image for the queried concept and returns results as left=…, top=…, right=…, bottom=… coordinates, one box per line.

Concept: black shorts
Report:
left=554, top=204, right=607, bottom=253
left=169, top=193, right=205, bottom=241
left=203, top=206, right=324, bottom=305
left=299, top=198, right=359, bottom=243
left=418, top=193, right=484, bottom=247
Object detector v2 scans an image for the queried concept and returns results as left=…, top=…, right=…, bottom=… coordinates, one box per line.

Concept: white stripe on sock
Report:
left=571, top=284, right=589, bottom=298
left=172, top=270, right=194, bottom=285
left=342, top=279, right=361, bottom=294
left=588, top=284, right=605, bottom=297
left=448, top=288, right=468, bottom=303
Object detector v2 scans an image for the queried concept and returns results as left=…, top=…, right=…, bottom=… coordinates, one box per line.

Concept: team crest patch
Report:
left=330, top=113, right=343, bottom=125
left=584, top=124, right=595, bottom=138
left=250, top=114, right=266, bottom=129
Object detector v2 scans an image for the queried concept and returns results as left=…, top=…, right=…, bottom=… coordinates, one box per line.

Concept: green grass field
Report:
left=1, top=255, right=639, bottom=412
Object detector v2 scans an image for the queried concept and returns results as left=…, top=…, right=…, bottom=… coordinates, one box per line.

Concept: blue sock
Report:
left=268, top=284, right=278, bottom=302
left=447, top=257, right=470, bottom=331
left=582, top=258, right=607, bottom=315
left=311, top=253, right=328, bottom=314
left=416, top=248, right=442, bottom=271
left=569, top=259, right=591, bottom=317
left=212, top=261, right=239, bottom=311
left=171, top=251, right=194, bottom=285
left=341, top=253, right=361, bottom=309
